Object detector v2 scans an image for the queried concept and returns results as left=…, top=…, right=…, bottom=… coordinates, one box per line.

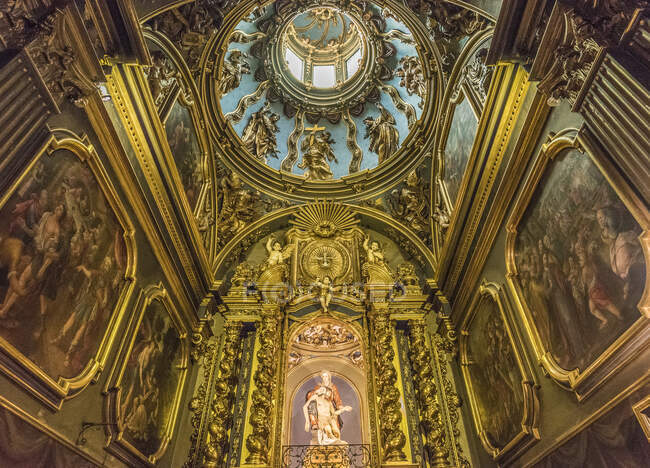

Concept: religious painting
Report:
left=291, top=372, right=362, bottom=447
left=532, top=389, right=650, bottom=467
left=460, top=282, right=539, bottom=463
left=443, top=95, right=478, bottom=208
left=507, top=132, right=649, bottom=398
left=0, top=405, right=99, bottom=467
left=0, top=141, right=134, bottom=408
left=165, top=99, right=204, bottom=211
left=104, top=285, right=187, bottom=466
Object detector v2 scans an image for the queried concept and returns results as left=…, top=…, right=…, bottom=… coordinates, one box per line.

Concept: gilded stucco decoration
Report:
left=201, top=0, right=444, bottom=201
left=370, top=306, right=407, bottom=461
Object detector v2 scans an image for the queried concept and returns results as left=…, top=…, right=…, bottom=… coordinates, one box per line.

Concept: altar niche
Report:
left=281, top=316, right=371, bottom=461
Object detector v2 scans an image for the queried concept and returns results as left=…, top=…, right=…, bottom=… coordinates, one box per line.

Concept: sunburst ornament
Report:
left=290, top=201, right=359, bottom=238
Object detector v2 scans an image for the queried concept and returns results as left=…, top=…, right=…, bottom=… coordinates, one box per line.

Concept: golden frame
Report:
left=0, top=394, right=103, bottom=466
left=103, top=283, right=189, bottom=467
left=0, top=131, right=136, bottom=410
left=431, top=28, right=494, bottom=258
left=142, top=28, right=218, bottom=261
left=632, top=393, right=650, bottom=442
left=505, top=127, right=650, bottom=400
left=460, top=281, right=540, bottom=465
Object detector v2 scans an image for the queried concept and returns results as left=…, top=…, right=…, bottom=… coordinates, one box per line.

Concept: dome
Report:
left=204, top=0, right=441, bottom=201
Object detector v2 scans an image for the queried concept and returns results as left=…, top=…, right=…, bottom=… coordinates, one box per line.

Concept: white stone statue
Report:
left=363, top=235, right=386, bottom=265
left=303, top=371, right=352, bottom=445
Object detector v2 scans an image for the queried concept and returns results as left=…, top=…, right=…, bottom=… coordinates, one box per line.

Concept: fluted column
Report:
left=408, top=320, right=449, bottom=468
left=202, top=321, right=243, bottom=468
left=369, top=304, right=407, bottom=463
left=244, top=306, right=282, bottom=465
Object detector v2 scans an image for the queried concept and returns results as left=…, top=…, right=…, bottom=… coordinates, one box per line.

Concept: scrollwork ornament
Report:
left=370, top=307, right=407, bottom=462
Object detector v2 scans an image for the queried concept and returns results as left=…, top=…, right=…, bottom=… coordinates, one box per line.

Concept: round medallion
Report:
left=301, top=240, right=350, bottom=282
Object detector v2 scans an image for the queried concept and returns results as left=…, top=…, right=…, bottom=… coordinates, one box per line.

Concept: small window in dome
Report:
left=285, top=47, right=304, bottom=81
left=346, top=48, right=362, bottom=79
left=313, top=65, right=336, bottom=88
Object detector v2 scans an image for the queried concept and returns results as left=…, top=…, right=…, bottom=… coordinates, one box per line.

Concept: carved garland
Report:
left=245, top=309, right=282, bottom=463
left=408, top=320, right=449, bottom=467
left=202, top=321, right=243, bottom=467
left=370, top=307, right=407, bottom=462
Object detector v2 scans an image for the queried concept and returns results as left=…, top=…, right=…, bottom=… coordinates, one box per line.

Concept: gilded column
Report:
left=202, top=321, right=243, bottom=468
left=370, top=304, right=408, bottom=462
left=244, top=306, right=282, bottom=465
left=408, top=320, right=449, bottom=468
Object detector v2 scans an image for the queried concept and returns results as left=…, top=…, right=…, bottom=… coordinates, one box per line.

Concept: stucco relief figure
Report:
left=364, top=103, right=399, bottom=164
left=242, top=102, right=280, bottom=163
left=264, top=236, right=294, bottom=266
left=303, top=371, right=352, bottom=445
left=217, top=171, right=261, bottom=240
left=387, top=170, right=429, bottom=238
left=220, top=50, right=250, bottom=95
left=298, top=127, right=338, bottom=181
left=363, top=235, right=386, bottom=266
left=146, top=50, right=178, bottom=108
left=396, top=56, right=426, bottom=107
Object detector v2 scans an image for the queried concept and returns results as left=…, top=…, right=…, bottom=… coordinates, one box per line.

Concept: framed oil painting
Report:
left=506, top=128, right=649, bottom=400
left=104, top=283, right=188, bottom=467
left=531, top=386, right=650, bottom=467
left=0, top=133, right=135, bottom=409
left=442, top=94, right=478, bottom=210
left=460, top=281, right=540, bottom=465
left=0, top=397, right=101, bottom=467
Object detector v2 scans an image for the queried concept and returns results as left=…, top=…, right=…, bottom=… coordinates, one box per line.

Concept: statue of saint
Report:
left=363, top=103, right=399, bottom=164
left=220, top=50, right=251, bottom=95
left=298, top=127, right=338, bottom=180
left=264, top=236, right=293, bottom=266
left=303, top=371, right=352, bottom=445
left=242, top=102, right=280, bottom=163
left=363, top=235, right=386, bottom=265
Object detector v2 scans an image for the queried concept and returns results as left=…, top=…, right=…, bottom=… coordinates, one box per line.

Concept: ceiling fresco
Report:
left=219, top=1, right=423, bottom=180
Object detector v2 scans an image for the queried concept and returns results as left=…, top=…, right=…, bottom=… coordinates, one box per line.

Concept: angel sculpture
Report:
left=265, top=236, right=294, bottom=266
left=363, top=235, right=386, bottom=266
left=298, top=127, right=338, bottom=180
left=363, top=103, right=399, bottom=164
left=313, top=276, right=335, bottom=313
left=220, top=50, right=251, bottom=95
left=242, top=102, right=280, bottom=163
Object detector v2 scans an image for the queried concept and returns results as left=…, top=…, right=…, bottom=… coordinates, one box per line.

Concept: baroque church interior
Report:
left=0, top=0, right=648, bottom=467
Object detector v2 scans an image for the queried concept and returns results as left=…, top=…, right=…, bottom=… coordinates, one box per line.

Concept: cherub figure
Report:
left=313, top=276, right=335, bottom=313
left=265, top=236, right=294, bottom=266
left=363, top=235, right=386, bottom=266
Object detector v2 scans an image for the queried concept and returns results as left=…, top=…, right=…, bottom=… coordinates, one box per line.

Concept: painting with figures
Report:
left=514, top=149, right=646, bottom=372
left=443, top=96, right=478, bottom=207
left=0, top=149, right=128, bottom=380
left=119, top=299, right=182, bottom=457
left=467, top=296, right=524, bottom=449
left=165, top=100, right=204, bottom=211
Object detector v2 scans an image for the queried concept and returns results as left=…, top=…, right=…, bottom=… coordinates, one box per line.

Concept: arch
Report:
left=212, top=203, right=437, bottom=278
